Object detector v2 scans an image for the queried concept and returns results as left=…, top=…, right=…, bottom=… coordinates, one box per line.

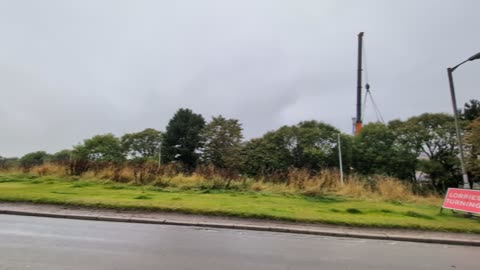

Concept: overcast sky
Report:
left=0, top=0, right=479, bottom=157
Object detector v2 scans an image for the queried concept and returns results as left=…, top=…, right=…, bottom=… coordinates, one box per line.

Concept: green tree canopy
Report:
left=465, top=118, right=480, bottom=183
left=201, top=115, right=243, bottom=169
left=50, top=149, right=72, bottom=163
left=352, top=122, right=418, bottom=180
left=19, top=151, right=51, bottom=168
left=461, top=99, right=480, bottom=121
left=161, top=108, right=205, bottom=172
left=121, top=128, right=163, bottom=160
left=241, top=120, right=342, bottom=177
left=73, top=134, right=125, bottom=163
left=0, top=156, right=19, bottom=169
left=403, top=113, right=460, bottom=190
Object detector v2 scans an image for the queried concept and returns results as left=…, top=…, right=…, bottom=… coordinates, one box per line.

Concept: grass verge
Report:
left=0, top=173, right=479, bottom=233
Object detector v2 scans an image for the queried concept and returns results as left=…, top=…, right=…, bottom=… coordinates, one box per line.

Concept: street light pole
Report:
left=337, top=133, right=344, bottom=185
left=158, top=142, right=162, bottom=168
left=447, top=52, right=480, bottom=189
left=447, top=68, right=469, bottom=189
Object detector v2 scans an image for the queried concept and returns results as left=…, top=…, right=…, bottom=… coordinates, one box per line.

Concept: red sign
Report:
left=442, top=188, right=480, bottom=214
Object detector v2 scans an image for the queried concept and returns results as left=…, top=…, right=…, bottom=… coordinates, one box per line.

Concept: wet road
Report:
left=0, top=214, right=477, bottom=270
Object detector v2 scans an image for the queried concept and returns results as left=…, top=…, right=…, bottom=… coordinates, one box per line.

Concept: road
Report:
left=0, top=214, right=478, bottom=270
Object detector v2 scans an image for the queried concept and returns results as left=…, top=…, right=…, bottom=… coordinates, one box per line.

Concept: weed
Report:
left=105, top=185, right=127, bottom=190
left=134, top=194, right=152, bottom=200
left=51, top=191, right=77, bottom=195
left=390, top=200, right=404, bottom=206
left=336, top=178, right=371, bottom=198
left=346, top=208, right=363, bottom=214
left=303, top=195, right=345, bottom=203
left=146, top=186, right=164, bottom=192
left=29, top=180, right=42, bottom=184
left=0, top=178, right=20, bottom=183
left=71, top=181, right=93, bottom=188
left=404, top=211, right=434, bottom=220
left=31, top=164, right=68, bottom=177
left=376, top=178, right=413, bottom=201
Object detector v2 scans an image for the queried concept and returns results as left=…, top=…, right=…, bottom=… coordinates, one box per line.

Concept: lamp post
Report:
left=447, top=52, right=480, bottom=189
left=337, top=133, right=344, bottom=185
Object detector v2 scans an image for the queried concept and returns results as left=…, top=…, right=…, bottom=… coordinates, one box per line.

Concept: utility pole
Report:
left=338, top=133, right=344, bottom=185
left=158, top=142, right=162, bottom=168
left=355, top=32, right=364, bottom=134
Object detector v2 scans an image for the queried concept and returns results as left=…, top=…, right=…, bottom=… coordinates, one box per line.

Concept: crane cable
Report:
left=361, top=40, right=385, bottom=124
left=369, top=91, right=385, bottom=124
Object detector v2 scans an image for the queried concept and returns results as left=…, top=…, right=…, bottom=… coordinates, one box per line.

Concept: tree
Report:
left=461, top=99, right=480, bottom=121
left=121, top=128, right=163, bottom=160
left=465, top=118, right=480, bottom=184
left=19, top=151, right=51, bottom=168
left=402, top=113, right=462, bottom=190
left=353, top=123, right=395, bottom=176
left=291, top=121, right=343, bottom=170
left=201, top=115, right=243, bottom=169
left=73, top=134, right=124, bottom=163
left=50, top=149, right=72, bottom=164
left=241, top=120, right=343, bottom=177
left=241, top=135, right=291, bottom=177
left=352, top=122, right=419, bottom=180
left=0, top=156, right=19, bottom=170
left=161, top=108, right=205, bottom=172
left=0, top=156, right=7, bottom=169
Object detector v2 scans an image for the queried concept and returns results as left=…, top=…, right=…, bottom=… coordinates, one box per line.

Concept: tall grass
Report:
left=7, top=163, right=440, bottom=202
left=30, top=163, right=69, bottom=177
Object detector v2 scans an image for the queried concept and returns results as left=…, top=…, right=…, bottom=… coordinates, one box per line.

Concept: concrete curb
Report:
left=1, top=209, right=479, bottom=247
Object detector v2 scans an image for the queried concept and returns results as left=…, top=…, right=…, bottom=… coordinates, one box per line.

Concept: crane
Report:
left=353, top=32, right=384, bottom=135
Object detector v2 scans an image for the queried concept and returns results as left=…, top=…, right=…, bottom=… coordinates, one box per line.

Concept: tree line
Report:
left=1, top=99, right=479, bottom=192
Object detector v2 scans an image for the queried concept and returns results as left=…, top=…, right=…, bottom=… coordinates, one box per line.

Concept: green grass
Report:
left=0, top=174, right=479, bottom=233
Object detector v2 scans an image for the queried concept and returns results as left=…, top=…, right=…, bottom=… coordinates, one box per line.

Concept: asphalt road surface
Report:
left=0, top=214, right=478, bottom=270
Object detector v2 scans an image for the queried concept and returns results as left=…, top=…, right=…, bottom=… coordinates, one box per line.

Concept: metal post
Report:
left=447, top=68, right=470, bottom=189
left=338, top=133, right=344, bottom=185
left=158, top=142, right=162, bottom=168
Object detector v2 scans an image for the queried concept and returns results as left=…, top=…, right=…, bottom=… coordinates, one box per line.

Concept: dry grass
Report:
left=29, top=163, right=69, bottom=177
left=336, top=177, right=373, bottom=198
left=376, top=177, right=413, bottom=200
left=18, top=163, right=440, bottom=203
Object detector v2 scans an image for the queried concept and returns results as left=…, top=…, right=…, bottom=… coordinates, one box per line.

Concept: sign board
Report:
left=442, top=188, right=480, bottom=214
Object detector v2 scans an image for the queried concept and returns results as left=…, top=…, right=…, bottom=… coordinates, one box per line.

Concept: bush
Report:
left=0, top=157, right=19, bottom=171
left=19, top=151, right=50, bottom=169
